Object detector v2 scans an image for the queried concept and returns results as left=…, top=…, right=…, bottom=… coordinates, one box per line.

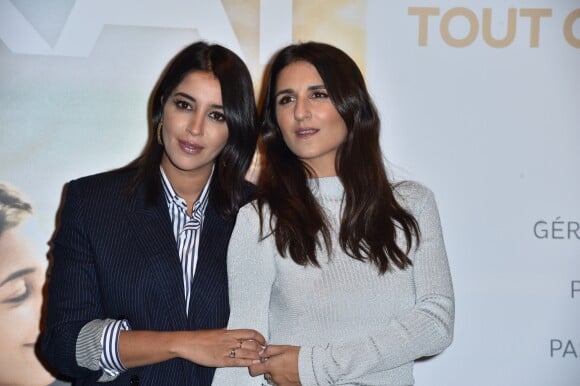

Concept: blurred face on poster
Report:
left=0, top=205, right=54, bottom=385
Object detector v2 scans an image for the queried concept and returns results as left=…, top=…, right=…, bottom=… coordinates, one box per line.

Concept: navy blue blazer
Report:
left=41, top=168, right=242, bottom=385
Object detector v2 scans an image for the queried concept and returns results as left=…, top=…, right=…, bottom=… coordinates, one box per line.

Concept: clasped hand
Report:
left=178, top=329, right=266, bottom=367
left=249, top=345, right=301, bottom=386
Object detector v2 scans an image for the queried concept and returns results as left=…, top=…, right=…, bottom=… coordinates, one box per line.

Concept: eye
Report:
left=2, top=280, right=30, bottom=305
left=277, top=95, right=294, bottom=105
left=311, top=90, right=329, bottom=99
left=208, top=111, right=226, bottom=122
left=174, top=99, right=192, bottom=110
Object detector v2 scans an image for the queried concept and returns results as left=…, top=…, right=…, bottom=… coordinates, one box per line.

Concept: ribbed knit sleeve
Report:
left=211, top=203, right=276, bottom=386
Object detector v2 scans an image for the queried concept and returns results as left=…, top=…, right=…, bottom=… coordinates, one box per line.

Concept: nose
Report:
left=187, top=113, right=204, bottom=136
left=293, top=97, right=311, bottom=121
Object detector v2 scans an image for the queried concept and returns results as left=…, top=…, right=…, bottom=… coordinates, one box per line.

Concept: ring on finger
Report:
left=228, top=349, right=236, bottom=358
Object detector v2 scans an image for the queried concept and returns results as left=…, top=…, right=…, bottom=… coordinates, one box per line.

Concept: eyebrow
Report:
left=173, top=92, right=224, bottom=110
left=275, top=84, right=326, bottom=98
left=0, top=267, right=36, bottom=287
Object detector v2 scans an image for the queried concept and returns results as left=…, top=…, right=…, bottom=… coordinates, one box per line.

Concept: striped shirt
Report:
left=160, top=165, right=211, bottom=315
left=77, top=167, right=213, bottom=380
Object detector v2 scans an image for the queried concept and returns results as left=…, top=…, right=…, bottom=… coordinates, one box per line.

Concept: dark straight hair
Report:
left=258, top=41, right=420, bottom=274
left=126, top=41, right=257, bottom=217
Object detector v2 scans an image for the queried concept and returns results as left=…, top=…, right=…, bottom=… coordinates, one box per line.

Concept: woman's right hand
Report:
left=173, top=328, right=266, bottom=367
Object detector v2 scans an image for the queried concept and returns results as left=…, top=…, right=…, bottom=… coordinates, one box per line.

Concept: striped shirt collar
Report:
left=159, top=166, right=212, bottom=219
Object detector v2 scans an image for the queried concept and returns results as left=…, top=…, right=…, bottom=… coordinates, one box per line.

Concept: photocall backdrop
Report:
left=1, top=1, right=578, bottom=385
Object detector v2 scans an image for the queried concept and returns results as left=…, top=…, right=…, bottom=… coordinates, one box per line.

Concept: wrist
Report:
left=166, top=331, right=188, bottom=360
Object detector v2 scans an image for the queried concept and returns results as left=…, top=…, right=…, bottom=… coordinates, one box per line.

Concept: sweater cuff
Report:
left=298, top=346, right=318, bottom=386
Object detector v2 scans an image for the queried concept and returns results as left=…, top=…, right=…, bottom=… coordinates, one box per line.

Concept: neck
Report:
left=303, top=158, right=337, bottom=178
left=161, top=161, right=212, bottom=213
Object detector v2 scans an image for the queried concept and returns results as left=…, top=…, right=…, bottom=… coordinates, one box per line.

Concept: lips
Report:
left=295, top=128, right=319, bottom=138
left=179, top=140, right=203, bottom=154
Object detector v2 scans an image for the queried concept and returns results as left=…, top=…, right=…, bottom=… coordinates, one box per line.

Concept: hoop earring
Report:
left=157, top=122, right=163, bottom=145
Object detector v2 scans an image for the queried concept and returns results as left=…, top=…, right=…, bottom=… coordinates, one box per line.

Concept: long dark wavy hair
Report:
left=126, top=41, right=257, bottom=217
left=258, top=42, right=419, bottom=274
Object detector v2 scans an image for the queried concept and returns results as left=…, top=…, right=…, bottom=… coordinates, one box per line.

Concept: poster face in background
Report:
left=1, top=0, right=579, bottom=384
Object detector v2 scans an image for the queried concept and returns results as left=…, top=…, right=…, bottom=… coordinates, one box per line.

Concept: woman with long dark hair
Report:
left=213, top=42, right=454, bottom=386
left=41, top=41, right=265, bottom=386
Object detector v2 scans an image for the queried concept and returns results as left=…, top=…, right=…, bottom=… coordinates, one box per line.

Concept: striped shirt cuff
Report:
left=76, top=318, right=131, bottom=381
left=101, top=319, right=131, bottom=378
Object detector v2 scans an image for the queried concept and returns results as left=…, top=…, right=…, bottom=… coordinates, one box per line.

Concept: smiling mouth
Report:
left=296, top=128, right=319, bottom=137
left=179, top=140, right=203, bottom=153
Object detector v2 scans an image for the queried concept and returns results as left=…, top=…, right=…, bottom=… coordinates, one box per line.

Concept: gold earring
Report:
left=157, top=122, right=163, bottom=145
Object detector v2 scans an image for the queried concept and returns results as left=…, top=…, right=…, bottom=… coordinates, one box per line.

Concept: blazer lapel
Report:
left=129, top=184, right=188, bottom=330
left=188, top=202, right=232, bottom=328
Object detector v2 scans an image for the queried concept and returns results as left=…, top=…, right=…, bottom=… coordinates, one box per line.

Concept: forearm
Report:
left=297, top=293, right=453, bottom=385
left=118, top=330, right=180, bottom=368
left=121, top=328, right=265, bottom=369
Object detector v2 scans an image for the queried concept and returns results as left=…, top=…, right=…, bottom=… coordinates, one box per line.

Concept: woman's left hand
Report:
left=249, top=345, right=301, bottom=386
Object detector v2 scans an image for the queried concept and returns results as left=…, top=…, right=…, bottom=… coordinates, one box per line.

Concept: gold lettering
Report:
left=482, top=8, right=517, bottom=48
left=408, top=7, right=440, bottom=46
left=519, top=8, right=552, bottom=48
left=564, top=9, right=580, bottom=48
left=441, top=7, right=478, bottom=47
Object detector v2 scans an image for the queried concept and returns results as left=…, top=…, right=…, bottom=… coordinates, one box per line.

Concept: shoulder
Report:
left=68, top=168, right=136, bottom=193
left=235, top=200, right=271, bottom=233
left=70, top=168, right=136, bottom=190
left=392, top=180, right=436, bottom=214
left=237, top=199, right=262, bottom=221
left=65, top=168, right=138, bottom=208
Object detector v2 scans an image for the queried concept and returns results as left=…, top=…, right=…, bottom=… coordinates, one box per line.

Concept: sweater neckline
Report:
left=308, top=176, right=344, bottom=202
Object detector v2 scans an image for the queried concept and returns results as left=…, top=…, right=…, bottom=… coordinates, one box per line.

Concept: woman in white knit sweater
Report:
left=212, top=42, right=454, bottom=386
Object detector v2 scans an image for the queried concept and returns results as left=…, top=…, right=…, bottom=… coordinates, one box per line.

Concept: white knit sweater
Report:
left=212, top=178, right=454, bottom=386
